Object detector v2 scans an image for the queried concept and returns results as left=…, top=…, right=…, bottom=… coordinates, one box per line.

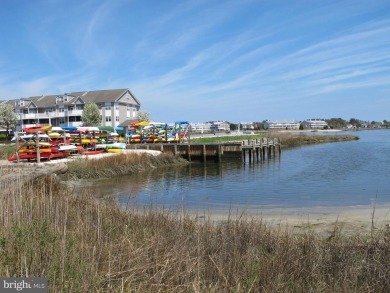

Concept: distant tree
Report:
left=81, top=103, right=101, bottom=126
left=299, top=123, right=304, bottom=130
left=230, top=123, right=238, bottom=131
left=349, top=118, right=361, bottom=128
left=137, top=111, right=150, bottom=122
left=253, top=122, right=264, bottom=130
left=0, top=104, right=19, bottom=135
left=326, top=118, right=347, bottom=129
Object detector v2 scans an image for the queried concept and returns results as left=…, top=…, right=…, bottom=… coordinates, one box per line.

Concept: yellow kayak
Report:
left=49, top=132, right=61, bottom=138
left=107, top=148, right=122, bottom=153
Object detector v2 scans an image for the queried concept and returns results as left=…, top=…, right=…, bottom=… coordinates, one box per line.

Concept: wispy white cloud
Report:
left=2, top=0, right=390, bottom=121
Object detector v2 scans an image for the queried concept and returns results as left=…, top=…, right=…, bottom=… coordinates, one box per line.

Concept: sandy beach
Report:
left=189, top=203, right=390, bottom=236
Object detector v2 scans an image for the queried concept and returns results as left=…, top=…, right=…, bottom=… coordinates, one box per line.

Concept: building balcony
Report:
left=68, top=109, right=83, bottom=115
left=19, top=110, right=84, bottom=120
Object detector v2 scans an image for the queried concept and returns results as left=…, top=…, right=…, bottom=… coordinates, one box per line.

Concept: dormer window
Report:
left=17, top=100, right=24, bottom=106
left=64, top=95, right=68, bottom=102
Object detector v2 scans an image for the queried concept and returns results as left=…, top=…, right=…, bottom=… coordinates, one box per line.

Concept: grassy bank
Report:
left=0, top=144, right=15, bottom=160
left=191, top=134, right=266, bottom=143
left=190, top=133, right=359, bottom=147
left=276, top=134, right=359, bottom=148
left=1, top=176, right=390, bottom=292
left=61, top=153, right=188, bottom=180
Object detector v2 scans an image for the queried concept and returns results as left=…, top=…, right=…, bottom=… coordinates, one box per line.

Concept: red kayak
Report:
left=23, top=125, right=52, bottom=133
left=82, top=149, right=104, bottom=155
left=8, top=152, right=65, bottom=161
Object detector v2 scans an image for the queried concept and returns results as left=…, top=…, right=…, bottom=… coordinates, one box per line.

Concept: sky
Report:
left=0, top=0, right=390, bottom=123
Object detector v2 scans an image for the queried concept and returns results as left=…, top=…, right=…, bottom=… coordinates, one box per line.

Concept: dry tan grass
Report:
left=63, top=152, right=188, bottom=179
left=1, top=174, right=390, bottom=292
left=273, top=134, right=359, bottom=148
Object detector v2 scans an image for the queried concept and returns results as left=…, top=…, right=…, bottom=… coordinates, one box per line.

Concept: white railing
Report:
left=20, top=111, right=83, bottom=119
left=68, top=110, right=83, bottom=115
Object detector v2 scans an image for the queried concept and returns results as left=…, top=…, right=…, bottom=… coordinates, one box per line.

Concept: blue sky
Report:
left=1, top=0, right=389, bottom=123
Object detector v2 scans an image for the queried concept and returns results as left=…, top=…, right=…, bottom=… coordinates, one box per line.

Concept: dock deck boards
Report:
left=126, top=138, right=281, bottom=162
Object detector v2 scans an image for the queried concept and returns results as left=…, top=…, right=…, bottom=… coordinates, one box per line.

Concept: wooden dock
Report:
left=126, top=138, right=281, bottom=163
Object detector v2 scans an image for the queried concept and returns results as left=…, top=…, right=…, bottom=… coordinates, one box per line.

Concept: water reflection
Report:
left=73, top=130, right=390, bottom=211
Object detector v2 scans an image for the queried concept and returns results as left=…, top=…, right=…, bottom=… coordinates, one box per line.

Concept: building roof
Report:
left=1, top=88, right=140, bottom=109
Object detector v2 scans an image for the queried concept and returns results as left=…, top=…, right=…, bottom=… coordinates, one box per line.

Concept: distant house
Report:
left=240, top=122, right=255, bottom=130
left=190, top=122, right=212, bottom=133
left=210, top=121, right=230, bottom=132
left=1, top=89, right=140, bottom=132
left=302, top=119, right=328, bottom=129
left=263, top=120, right=300, bottom=130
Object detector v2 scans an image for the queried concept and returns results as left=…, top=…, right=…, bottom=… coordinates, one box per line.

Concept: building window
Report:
left=59, top=107, right=64, bottom=112
left=115, top=103, right=119, bottom=110
left=105, top=103, right=111, bottom=110
left=116, top=116, right=119, bottom=122
left=106, top=116, right=112, bottom=122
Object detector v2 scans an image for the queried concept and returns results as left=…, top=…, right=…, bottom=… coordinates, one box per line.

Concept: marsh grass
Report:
left=1, top=174, right=390, bottom=292
left=190, top=133, right=359, bottom=147
left=63, top=153, right=188, bottom=179
left=274, top=134, right=360, bottom=148
left=0, top=144, right=15, bottom=160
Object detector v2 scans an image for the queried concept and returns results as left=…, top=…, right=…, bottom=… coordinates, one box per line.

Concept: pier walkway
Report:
left=126, top=137, right=281, bottom=163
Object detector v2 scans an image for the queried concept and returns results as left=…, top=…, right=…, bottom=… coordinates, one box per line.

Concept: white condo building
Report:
left=302, top=119, right=328, bottom=129
left=263, top=120, right=300, bottom=130
left=0, top=89, right=140, bottom=132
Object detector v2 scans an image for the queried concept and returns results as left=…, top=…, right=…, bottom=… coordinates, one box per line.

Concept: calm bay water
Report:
left=86, top=130, right=390, bottom=212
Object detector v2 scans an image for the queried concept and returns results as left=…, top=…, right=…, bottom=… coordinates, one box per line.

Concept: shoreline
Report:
left=187, top=203, right=390, bottom=236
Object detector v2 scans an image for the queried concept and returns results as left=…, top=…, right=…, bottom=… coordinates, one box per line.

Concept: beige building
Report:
left=302, top=119, right=328, bottom=129
left=0, top=89, right=140, bottom=132
left=264, top=120, right=300, bottom=130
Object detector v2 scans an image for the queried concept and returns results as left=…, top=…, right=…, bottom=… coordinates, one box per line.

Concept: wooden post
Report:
left=15, top=133, right=20, bottom=163
left=36, top=132, right=41, bottom=163
left=187, top=144, right=191, bottom=161
left=218, top=144, right=222, bottom=163
left=203, top=144, right=206, bottom=163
